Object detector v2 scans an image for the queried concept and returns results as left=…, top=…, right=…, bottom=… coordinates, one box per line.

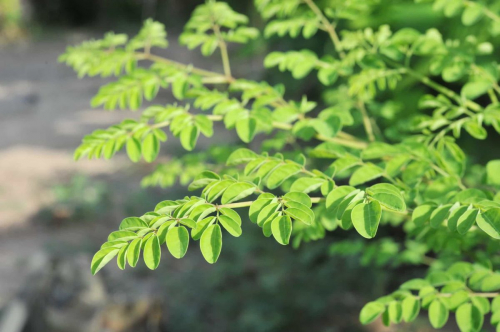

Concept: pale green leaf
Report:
left=221, top=182, right=255, bottom=204
left=127, top=238, right=142, bottom=267
left=143, top=234, right=161, bottom=270
left=351, top=201, right=382, bottom=239
left=200, top=224, right=222, bottom=264
left=166, top=226, right=189, bottom=258
left=476, top=208, right=500, bottom=239
left=126, top=137, right=142, bottom=162
left=91, top=247, right=119, bottom=275
left=271, top=215, right=292, bottom=245
left=456, top=303, right=483, bottom=332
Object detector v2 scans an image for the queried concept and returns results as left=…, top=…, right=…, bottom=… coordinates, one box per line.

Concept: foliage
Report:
left=61, top=0, right=500, bottom=330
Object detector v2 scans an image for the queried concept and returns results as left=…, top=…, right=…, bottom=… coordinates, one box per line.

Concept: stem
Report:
left=357, top=101, right=375, bottom=142
left=383, top=57, right=483, bottom=112
left=399, top=66, right=482, bottom=112
left=316, top=134, right=368, bottom=149
left=303, top=0, right=346, bottom=59
left=136, top=52, right=227, bottom=79
left=464, top=1, right=500, bottom=23
left=488, top=89, right=498, bottom=104
left=212, top=24, right=233, bottom=79
left=136, top=49, right=369, bottom=150
left=273, top=122, right=368, bottom=149
left=218, top=197, right=324, bottom=209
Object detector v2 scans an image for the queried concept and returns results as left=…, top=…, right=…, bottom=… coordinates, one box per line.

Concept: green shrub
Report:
left=61, top=0, right=500, bottom=330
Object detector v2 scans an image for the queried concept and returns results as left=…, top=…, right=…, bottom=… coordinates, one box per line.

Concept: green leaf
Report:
left=360, top=301, right=386, bottom=325
left=456, top=303, right=483, bottom=332
left=194, top=115, right=214, bottom=137
left=366, top=183, right=406, bottom=212
left=166, top=226, right=189, bottom=259
left=219, top=207, right=241, bottom=226
left=476, top=208, right=500, bottom=239
left=446, top=291, right=469, bottom=310
left=191, top=216, right=216, bottom=240
left=226, top=148, right=258, bottom=165
left=91, top=247, right=119, bottom=275
left=412, top=205, right=435, bottom=227
left=388, top=301, right=403, bottom=324
left=462, top=80, right=492, bottom=100
left=218, top=215, right=242, bottom=237
left=119, top=217, right=148, bottom=231
left=271, top=215, right=292, bottom=245
left=349, top=164, right=384, bottom=186
left=311, top=115, right=342, bottom=138
left=336, top=190, right=364, bottom=220
left=142, top=133, right=160, bottom=162
left=221, top=182, right=255, bottom=204
left=180, top=125, right=200, bottom=151
left=283, top=192, right=312, bottom=208
left=402, top=296, right=420, bottom=322
left=205, top=179, right=235, bottom=203
left=262, top=215, right=275, bottom=237
left=401, top=278, right=431, bottom=290
left=492, top=296, right=500, bottom=313
left=351, top=201, right=382, bottom=239
left=461, top=4, right=484, bottom=25
left=143, top=234, right=161, bottom=270
left=235, top=117, right=257, bottom=143
left=200, top=224, right=222, bottom=264
left=457, top=208, right=479, bottom=234
left=103, top=139, right=116, bottom=160
left=290, top=177, right=325, bottom=193
left=127, top=238, right=142, bottom=267
left=447, top=205, right=468, bottom=232
left=285, top=207, right=314, bottom=225
left=126, top=137, right=142, bottom=162
left=108, top=230, right=138, bottom=242
left=471, top=296, right=490, bottom=314
left=481, top=274, right=500, bottom=292
left=188, top=171, right=220, bottom=191
left=486, top=160, right=500, bottom=186
left=249, top=194, right=275, bottom=223
left=257, top=202, right=280, bottom=226
left=117, top=244, right=128, bottom=270
left=326, top=186, right=356, bottom=211
left=464, top=121, right=487, bottom=140
left=266, top=163, right=302, bottom=189
left=429, top=299, right=449, bottom=329
left=429, top=204, right=452, bottom=228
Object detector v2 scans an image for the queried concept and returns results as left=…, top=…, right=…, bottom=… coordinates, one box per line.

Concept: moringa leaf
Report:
left=200, top=224, right=222, bottom=264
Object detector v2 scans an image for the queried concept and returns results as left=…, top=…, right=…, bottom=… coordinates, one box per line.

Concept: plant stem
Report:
left=357, top=100, right=375, bottom=142
left=464, top=0, right=500, bottom=23
left=136, top=52, right=226, bottom=78
left=273, top=122, right=368, bottom=149
left=212, top=24, right=233, bottom=79
left=218, top=197, right=324, bottom=209
left=136, top=49, right=369, bottom=149
left=395, top=65, right=482, bottom=112
left=316, top=134, right=368, bottom=149
left=303, top=0, right=346, bottom=59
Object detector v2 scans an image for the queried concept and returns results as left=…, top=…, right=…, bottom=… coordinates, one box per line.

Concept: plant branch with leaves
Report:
left=61, top=0, right=500, bottom=331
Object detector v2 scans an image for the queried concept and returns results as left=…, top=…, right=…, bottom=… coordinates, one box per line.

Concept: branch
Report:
left=357, top=100, right=376, bottom=142
left=217, top=196, right=324, bottom=209
left=212, top=24, right=233, bottom=79
left=384, top=58, right=483, bottom=113
left=303, top=0, right=346, bottom=59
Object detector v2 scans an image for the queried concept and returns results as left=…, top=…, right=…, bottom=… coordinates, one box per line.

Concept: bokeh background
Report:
left=0, top=0, right=496, bottom=331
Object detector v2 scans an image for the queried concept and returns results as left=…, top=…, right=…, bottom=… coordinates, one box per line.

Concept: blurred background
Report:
left=0, top=0, right=493, bottom=331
